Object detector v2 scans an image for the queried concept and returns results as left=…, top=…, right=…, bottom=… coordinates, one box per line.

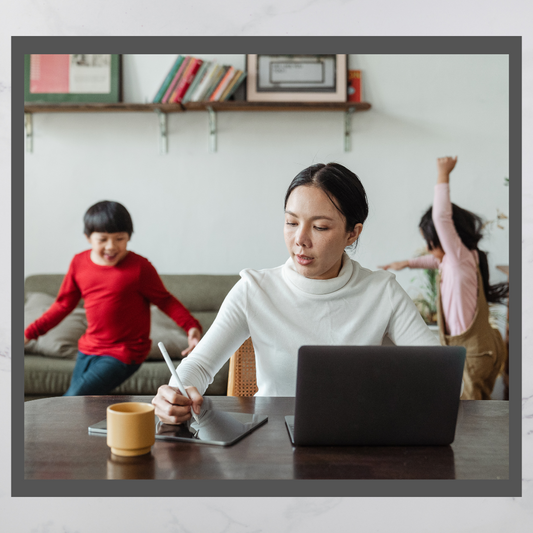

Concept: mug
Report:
left=106, top=402, right=155, bottom=457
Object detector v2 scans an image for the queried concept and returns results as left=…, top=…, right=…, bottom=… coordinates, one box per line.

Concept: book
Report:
left=152, top=55, right=184, bottom=103
left=203, top=66, right=228, bottom=101
left=347, top=70, right=362, bottom=103
left=182, top=61, right=210, bottom=104
left=161, top=56, right=191, bottom=104
left=226, top=72, right=247, bottom=101
left=209, top=66, right=236, bottom=101
left=220, top=69, right=243, bottom=101
left=170, top=57, right=203, bottom=103
left=192, top=63, right=222, bottom=102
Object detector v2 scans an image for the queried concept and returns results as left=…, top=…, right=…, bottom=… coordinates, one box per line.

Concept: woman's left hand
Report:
left=182, top=327, right=201, bottom=356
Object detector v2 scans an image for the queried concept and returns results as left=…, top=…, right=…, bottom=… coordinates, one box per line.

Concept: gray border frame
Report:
left=12, top=36, right=521, bottom=498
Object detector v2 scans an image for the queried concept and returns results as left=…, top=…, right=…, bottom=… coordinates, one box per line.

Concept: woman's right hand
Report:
left=151, top=384, right=203, bottom=425
left=378, top=260, right=409, bottom=271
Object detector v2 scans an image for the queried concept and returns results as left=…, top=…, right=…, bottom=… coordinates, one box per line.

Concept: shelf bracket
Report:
left=154, top=109, right=168, bottom=154
left=207, top=106, right=217, bottom=153
left=344, top=107, right=356, bottom=152
left=25, top=113, right=33, bottom=153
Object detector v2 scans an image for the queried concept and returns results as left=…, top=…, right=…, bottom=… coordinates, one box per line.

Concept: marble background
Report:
left=1, top=0, right=532, bottom=531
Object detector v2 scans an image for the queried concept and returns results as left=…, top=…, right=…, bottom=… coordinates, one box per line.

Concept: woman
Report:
left=152, top=163, right=439, bottom=424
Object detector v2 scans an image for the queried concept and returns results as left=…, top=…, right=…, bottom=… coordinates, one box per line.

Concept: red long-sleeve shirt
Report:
left=25, top=250, right=202, bottom=364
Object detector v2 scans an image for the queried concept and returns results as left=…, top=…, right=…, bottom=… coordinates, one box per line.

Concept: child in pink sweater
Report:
left=380, top=156, right=508, bottom=399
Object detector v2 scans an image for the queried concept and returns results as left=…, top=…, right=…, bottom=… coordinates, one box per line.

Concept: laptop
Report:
left=285, top=345, right=466, bottom=446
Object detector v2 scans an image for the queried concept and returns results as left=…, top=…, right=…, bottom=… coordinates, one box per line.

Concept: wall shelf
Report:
left=24, top=101, right=371, bottom=153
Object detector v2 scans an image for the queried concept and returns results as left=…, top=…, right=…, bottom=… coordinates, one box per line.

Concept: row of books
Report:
left=153, top=55, right=247, bottom=104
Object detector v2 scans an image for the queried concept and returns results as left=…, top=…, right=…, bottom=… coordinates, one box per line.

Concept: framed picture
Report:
left=24, top=54, right=121, bottom=103
left=246, top=54, right=346, bottom=102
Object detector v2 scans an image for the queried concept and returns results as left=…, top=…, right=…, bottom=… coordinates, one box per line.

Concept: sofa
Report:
left=24, top=273, right=241, bottom=400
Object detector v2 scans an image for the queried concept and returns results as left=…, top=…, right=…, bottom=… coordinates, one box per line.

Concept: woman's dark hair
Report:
left=83, top=201, right=134, bottom=237
left=419, top=205, right=508, bottom=304
left=284, top=163, right=369, bottom=250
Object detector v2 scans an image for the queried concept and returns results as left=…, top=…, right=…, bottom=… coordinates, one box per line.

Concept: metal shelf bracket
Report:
left=154, top=108, right=168, bottom=154
left=207, top=106, right=217, bottom=153
left=344, top=107, right=356, bottom=152
left=25, top=113, right=33, bottom=153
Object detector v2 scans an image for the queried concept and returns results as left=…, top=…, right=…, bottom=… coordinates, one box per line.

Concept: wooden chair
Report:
left=227, top=337, right=258, bottom=397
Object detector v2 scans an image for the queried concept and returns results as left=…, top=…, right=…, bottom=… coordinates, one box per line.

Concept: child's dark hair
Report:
left=83, top=201, right=134, bottom=237
left=284, top=162, right=368, bottom=250
left=419, top=205, right=508, bottom=304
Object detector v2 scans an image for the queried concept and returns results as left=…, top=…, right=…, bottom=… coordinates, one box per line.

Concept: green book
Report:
left=153, top=55, right=184, bottom=103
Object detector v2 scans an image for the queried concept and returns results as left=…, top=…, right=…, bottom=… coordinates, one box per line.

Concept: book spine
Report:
left=162, top=56, right=191, bottom=104
left=220, top=69, right=242, bottom=101
left=209, top=66, right=235, bottom=101
left=224, top=72, right=247, bottom=101
left=168, top=57, right=194, bottom=103
left=203, top=66, right=227, bottom=101
left=196, top=64, right=222, bottom=102
left=171, top=58, right=203, bottom=103
left=153, top=55, right=183, bottom=103
left=190, top=62, right=218, bottom=102
left=182, top=61, right=210, bottom=104
left=347, top=70, right=362, bottom=103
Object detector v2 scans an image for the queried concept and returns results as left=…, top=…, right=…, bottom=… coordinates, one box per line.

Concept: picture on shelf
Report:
left=24, top=54, right=121, bottom=103
left=246, top=54, right=347, bottom=102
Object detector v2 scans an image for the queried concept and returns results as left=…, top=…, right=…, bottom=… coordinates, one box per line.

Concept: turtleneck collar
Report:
left=282, top=252, right=354, bottom=295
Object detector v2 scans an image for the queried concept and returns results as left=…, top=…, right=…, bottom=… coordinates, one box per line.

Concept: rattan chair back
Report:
left=227, top=337, right=258, bottom=397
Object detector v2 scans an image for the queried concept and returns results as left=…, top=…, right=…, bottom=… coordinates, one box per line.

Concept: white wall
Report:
left=24, top=54, right=509, bottom=300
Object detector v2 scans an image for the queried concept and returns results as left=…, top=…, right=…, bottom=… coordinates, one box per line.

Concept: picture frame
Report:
left=246, top=54, right=346, bottom=102
left=24, top=54, right=121, bottom=103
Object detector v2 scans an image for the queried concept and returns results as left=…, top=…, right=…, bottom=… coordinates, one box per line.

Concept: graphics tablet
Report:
left=89, top=398, right=268, bottom=447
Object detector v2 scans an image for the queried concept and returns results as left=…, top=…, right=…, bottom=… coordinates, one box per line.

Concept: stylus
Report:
left=158, top=341, right=200, bottom=424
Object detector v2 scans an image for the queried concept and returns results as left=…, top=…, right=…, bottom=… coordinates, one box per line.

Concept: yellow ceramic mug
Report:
left=106, top=402, right=155, bottom=457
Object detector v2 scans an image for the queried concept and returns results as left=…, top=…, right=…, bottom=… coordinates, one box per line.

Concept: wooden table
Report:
left=23, top=395, right=509, bottom=484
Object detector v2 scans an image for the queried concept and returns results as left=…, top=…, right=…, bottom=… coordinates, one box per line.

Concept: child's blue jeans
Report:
left=64, top=351, right=141, bottom=396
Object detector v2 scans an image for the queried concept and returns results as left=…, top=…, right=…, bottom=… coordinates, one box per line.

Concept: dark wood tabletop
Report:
left=24, top=396, right=508, bottom=480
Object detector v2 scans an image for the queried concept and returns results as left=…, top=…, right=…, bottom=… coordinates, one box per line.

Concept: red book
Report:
left=347, top=70, right=362, bottom=102
left=170, top=58, right=203, bottom=103
left=162, top=56, right=191, bottom=104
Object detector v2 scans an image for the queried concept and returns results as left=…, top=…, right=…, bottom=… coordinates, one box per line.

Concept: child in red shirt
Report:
left=24, top=201, right=202, bottom=395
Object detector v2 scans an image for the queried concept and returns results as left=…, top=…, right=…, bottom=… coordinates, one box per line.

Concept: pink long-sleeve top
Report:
left=408, top=183, right=479, bottom=336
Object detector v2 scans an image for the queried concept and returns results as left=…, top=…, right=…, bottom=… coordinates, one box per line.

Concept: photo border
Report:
left=12, top=35, right=521, bottom=498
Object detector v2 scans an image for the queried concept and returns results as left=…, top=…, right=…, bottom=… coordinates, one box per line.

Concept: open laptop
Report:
left=285, top=345, right=466, bottom=446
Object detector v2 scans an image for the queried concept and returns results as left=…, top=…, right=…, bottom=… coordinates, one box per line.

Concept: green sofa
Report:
left=24, top=273, right=240, bottom=400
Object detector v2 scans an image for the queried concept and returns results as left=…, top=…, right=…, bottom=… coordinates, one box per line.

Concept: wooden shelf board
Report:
left=24, top=101, right=371, bottom=114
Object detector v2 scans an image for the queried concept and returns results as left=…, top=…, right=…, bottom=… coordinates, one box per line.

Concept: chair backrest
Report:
left=227, top=337, right=258, bottom=397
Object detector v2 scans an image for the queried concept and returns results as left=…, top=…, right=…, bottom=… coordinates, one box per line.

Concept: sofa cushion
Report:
left=24, top=292, right=86, bottom=359
left=24, top=355, right=229, bottom=396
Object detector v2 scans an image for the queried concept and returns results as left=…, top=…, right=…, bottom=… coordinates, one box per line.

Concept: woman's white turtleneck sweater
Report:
left=173, top=253, right=439, bottom=396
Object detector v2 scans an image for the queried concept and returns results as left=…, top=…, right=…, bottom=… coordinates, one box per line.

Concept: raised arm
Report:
left=432, top=156, right=470, bottom=264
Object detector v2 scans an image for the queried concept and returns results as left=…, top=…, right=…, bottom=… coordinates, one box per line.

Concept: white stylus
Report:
left=158, top=341, right=200, bottom=424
